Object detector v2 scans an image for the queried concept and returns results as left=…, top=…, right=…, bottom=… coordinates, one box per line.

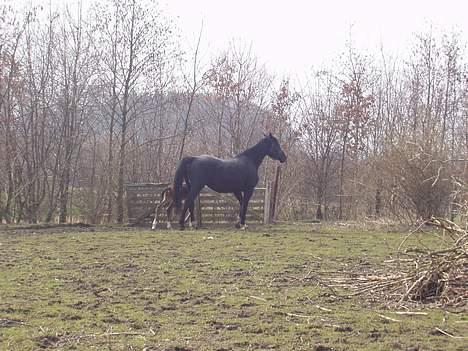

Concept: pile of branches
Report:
left=395, top=217, right=467, bottom=306
left=322, top=217, right=467, bottom=308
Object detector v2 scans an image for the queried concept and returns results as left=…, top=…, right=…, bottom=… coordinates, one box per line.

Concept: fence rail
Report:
left=126, top=183, right=269, bottom=226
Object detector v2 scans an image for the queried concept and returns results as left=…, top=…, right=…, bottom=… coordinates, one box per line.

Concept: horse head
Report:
left=265, top=133, right=287, bottom=163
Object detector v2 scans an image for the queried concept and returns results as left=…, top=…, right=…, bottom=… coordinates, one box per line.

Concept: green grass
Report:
left=0, top=223, right=466, bottom=350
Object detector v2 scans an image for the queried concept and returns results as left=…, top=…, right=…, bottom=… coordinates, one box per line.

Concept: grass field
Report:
left=0, top=223, right=466, bottom=351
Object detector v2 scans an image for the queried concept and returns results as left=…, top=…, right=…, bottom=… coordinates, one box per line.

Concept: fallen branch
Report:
left=377, top=313, right=401, bottom=323
left=434, top=327, right=468, bottom=339
left=392, top=311, right=428, bottom=316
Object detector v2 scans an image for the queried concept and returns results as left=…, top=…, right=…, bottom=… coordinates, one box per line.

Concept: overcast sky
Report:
left=162, top=0, right=468, bottom=76
left=10, top=0, right=468, bottom=77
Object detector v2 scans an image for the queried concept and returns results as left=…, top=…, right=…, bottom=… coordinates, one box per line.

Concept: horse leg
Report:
left=152, top=202, right=164, bottom=230
left=166, top=203, right=173, bottom=229
left=188, top=201, right=195, bottom=229
left=239, top=188, right=254, bottom=230
left=152, top=204, right=159, bottom=230
left=233, top=191, right=243, bottom=229
left=179, top=185, right=202, bottom=230
left=154, top=188, right=172, bottom=230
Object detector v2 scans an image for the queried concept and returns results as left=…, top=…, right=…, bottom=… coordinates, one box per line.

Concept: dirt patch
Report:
left=314, top=345, right=336, bottom=351
left=0, top=318, right=24, bottom=328
left=35, top=335, right=61, bottom=349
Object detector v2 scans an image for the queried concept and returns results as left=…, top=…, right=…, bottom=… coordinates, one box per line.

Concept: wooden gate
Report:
left=125, top=183, right=270, bottom=226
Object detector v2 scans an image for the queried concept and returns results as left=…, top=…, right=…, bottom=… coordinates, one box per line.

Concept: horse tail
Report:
left=173, top=157, right=195, bottom=210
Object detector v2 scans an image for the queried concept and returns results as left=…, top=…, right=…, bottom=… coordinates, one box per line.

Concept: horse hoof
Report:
left=241, top=224, right=248, bottom=231
left=235, top=223, right=241, bottom=229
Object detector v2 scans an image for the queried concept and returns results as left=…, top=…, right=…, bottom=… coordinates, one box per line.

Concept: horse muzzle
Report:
left=279, top=153, right=287, bottom=163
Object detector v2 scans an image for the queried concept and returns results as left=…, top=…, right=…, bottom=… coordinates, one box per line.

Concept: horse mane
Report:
left=235, top=136, right=270, bottom=167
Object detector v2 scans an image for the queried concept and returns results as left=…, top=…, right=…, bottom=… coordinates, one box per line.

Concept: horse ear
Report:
left=269, top=132, right=273, bottom=138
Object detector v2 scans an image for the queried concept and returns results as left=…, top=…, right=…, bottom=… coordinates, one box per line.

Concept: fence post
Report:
left=270, top=165, right=281, bottom=221
left=263, top=184, right=272, bottom=224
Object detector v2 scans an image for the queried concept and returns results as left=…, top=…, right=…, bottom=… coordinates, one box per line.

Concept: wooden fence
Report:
left=126, top=183, right=270, bottom=226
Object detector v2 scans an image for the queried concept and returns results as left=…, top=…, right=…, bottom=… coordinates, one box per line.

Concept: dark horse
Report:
left=173, top=133, right=287, bottom=230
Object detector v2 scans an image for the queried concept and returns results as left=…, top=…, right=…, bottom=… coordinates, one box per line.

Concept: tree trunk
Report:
left=116, top=113, right=127, bottom=224
left=338, top=131, right=348, bottom=220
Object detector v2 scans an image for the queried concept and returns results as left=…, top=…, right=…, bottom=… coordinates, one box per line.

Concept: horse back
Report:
left=189, top=155, right=258, bottom=192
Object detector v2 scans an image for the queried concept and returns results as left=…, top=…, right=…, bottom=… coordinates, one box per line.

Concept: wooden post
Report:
left=270, top=165, right=281, bottom=221
left=263, top=184, right=272, bottom=224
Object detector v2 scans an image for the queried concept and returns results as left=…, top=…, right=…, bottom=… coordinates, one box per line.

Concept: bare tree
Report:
left=336, top=44, right=375, bottom=219
left=178, top=22, right=205, bottom=160
left=267, top=78, right=300, bottom=220
left=52, top=5, right=97, bottom=223
left=94, top=0, right=177, bottom=223
left=204, top=43, right=272, bottom=157
left=15, top=7, right=59, bottom=223
left=299, top=71, right=341, bottom=219
left=0, top=6, right=28, bottom=223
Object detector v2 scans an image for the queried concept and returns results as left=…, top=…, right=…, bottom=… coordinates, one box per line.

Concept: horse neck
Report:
left=237, top=140, right=268, bottom=168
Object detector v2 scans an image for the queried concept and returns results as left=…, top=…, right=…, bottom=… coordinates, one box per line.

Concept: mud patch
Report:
left=0, top=318, right=24, bottom=328
left=35, top=335, right=61, bottom=349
